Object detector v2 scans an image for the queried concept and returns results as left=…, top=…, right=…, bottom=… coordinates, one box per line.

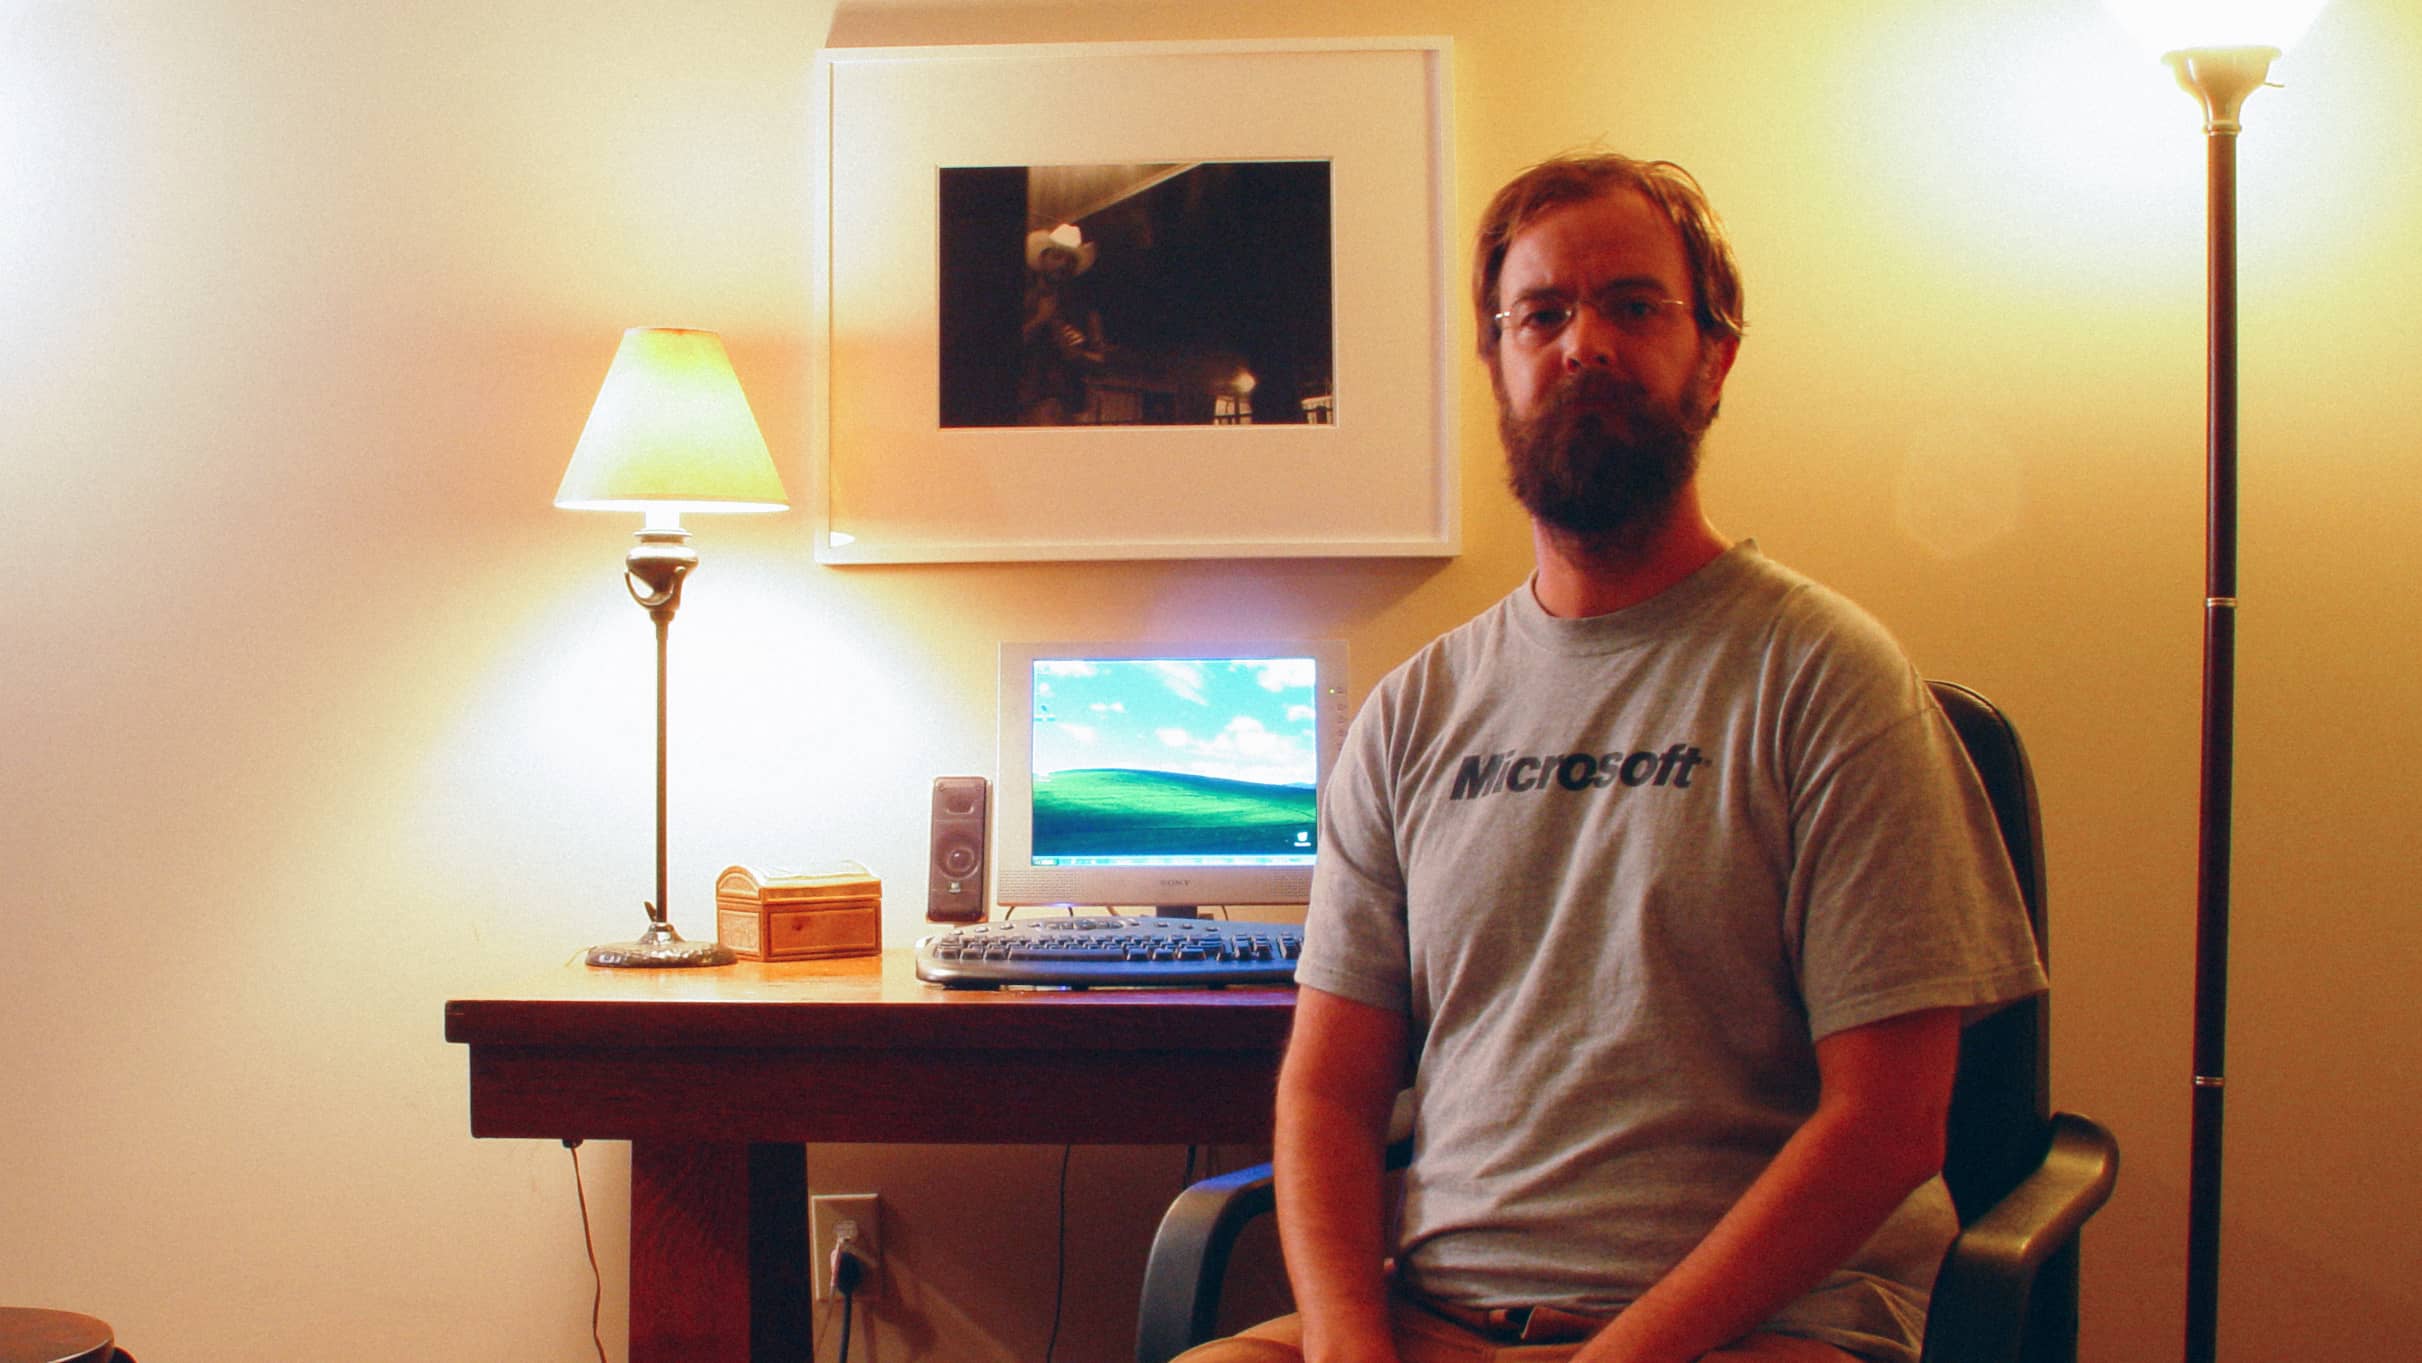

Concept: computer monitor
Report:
left=994, top=640, right=1349, bottom=916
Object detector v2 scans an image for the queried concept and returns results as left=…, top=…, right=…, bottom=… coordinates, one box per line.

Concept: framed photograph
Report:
left=810, top=38, right=1457, bottom=563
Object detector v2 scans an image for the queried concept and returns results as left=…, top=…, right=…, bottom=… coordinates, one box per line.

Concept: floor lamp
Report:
left=2105, top=3, right=2327, bottom=1360
left=555, top=327, right=790, bottom=967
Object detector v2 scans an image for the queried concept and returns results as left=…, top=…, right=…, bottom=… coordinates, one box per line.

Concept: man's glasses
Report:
left=1493, top=288, right=1693, bottom=350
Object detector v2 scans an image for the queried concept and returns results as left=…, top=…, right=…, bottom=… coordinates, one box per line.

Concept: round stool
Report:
left=0, top=1309, right=116, bottom=1363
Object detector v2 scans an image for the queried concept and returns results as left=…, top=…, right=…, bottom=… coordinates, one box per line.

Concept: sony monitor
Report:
left=994, top=640, right=1350, bottom=915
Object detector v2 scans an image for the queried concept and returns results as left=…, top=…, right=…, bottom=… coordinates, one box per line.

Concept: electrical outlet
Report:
left=809, top=1192, right=881, bottom=1301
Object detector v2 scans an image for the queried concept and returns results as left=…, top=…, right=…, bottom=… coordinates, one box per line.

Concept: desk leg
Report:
left=629, top=1141, right=809, bottom=1363
left=748, top=1142, right=811, bottom=1362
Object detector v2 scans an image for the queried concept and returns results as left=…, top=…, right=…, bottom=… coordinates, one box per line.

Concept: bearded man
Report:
left=1173, top=155, right=2047, bottom=1363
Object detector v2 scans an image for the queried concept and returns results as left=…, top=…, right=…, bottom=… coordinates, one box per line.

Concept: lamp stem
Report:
left=625, top=527, right=695, bottom=931
left=2178, top=46, right=2267, bottom=1363
left=655, top=608, right=672, bottom=927
left=582, top=525, right=731, bottom=967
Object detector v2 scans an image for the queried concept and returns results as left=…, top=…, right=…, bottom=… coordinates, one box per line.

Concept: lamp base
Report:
left=585, top=918, right=736, bottom=968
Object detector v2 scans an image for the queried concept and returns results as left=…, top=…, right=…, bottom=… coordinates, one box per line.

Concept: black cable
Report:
left=831, top=1230, right=869, bottom=1362
left=833, top=1225, right=871, bottom=1363
left=564, top=1140, right=608, bottom=1363
left=1042, top=1143, right=1074, bottom=1362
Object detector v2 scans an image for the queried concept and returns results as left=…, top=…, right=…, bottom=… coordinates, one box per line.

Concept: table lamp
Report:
left=2103, top=2, right=2327, bottom=1359
left=556, top=327, right=789, bottom=967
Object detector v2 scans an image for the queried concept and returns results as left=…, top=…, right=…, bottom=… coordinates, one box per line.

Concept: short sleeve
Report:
left=1296, top=685, right=1415, bottom=1015
left=1788, top=691, right=2048, bottom=1041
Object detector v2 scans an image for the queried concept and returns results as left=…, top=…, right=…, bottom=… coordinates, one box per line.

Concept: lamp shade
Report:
left=555, top=327, right=789, bottom=513
left=2105, top=0, right=2329, bottom=55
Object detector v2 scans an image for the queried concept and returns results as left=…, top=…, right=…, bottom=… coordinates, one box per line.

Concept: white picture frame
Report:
left=810, top=38, right=1457, bottom=563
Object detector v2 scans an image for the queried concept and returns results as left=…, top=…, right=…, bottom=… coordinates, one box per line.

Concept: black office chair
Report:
left=1136, top=680, right=2119, bottom=1363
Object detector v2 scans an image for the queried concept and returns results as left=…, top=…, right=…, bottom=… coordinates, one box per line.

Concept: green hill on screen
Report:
left=1033, top=768, right=1316, bottom=857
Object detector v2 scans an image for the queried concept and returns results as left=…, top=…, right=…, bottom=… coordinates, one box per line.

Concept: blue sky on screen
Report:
left=1032, top=656, right=1318, bottom=788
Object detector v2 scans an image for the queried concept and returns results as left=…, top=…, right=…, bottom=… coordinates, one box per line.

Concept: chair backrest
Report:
left=1930, top=680, right=2050, bottom=1216
left=1926, top=680, right=2077, bottom=1363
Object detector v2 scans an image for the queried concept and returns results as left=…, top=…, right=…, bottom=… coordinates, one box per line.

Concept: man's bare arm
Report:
left=1575, top=1006, right=1965, bottom=1363
left=1274, top=984, right=1410, bottom=1363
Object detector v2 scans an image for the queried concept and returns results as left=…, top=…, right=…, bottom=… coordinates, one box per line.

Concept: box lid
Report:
left=717, top=859, right=882, bottom=905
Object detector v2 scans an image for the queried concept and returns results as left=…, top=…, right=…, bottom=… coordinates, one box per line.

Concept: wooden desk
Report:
left=445, top=949, right=1296, bottom=1363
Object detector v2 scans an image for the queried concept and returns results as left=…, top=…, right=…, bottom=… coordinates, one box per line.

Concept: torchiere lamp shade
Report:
left=555, top=327, right=789, bottom=513
left=2103, top=0, right=2330, bottom=53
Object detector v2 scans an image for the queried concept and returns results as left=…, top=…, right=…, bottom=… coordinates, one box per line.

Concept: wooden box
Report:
left=714, top=862, right=882, bottom=961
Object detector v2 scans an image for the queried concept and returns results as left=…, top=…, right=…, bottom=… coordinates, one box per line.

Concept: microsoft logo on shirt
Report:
left=1448, top=744, right=1710, bottom=801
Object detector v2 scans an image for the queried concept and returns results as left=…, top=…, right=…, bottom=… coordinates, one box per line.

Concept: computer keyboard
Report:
left=914, top=915, right=1304, bottom=989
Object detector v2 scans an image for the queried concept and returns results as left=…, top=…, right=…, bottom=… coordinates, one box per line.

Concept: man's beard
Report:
left=1499, top=360, right=1720, bottom=555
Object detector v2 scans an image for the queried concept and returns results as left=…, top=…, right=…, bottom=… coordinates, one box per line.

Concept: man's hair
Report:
left=1472, top=153, right=1746, bottom=362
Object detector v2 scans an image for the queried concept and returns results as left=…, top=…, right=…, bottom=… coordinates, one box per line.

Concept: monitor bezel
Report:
left=993, top=638, right=1349, bottom=913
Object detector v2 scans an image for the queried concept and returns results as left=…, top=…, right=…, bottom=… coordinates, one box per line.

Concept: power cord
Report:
left=1042, top=1144, right=1073, bottom=1362
left=830, top=1220, right=875, bottom=1363
left=563, top=1140, right=609, bottom=1363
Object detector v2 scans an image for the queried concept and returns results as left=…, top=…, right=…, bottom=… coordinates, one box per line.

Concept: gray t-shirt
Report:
left=1298, top=542, right=2047, bottom=1363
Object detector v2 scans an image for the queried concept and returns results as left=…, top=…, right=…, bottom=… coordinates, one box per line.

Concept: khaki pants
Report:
left=1170, top=1295, right=1860, bottom=1363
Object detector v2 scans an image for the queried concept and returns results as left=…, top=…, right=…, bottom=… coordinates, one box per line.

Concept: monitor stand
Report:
left=1154, top=905, right=1200, bottom=919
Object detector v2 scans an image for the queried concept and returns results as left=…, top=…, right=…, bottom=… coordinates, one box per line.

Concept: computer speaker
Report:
left=926, top=775, right=989, bottom=923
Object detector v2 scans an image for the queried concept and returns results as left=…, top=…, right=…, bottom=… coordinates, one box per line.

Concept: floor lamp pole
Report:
left=2169, top=45, right=2274, bottom=1363
left=2185, top=109, right=2237, bottom=1363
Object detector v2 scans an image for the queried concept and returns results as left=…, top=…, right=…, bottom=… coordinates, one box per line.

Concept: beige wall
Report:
left=3, top=0, right=2416, bottom=1359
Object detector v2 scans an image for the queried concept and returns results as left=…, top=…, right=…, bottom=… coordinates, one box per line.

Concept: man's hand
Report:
left=1274, top=985, right=1411, bottom=1363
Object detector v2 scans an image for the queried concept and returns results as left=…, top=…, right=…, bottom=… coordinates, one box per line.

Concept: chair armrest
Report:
left=1137, top=1161, right=1278, bottom=1363
left=1133, top=1095, right=1415, bottom=1363
left=1921, top=1112, right=2120, bottom=1363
